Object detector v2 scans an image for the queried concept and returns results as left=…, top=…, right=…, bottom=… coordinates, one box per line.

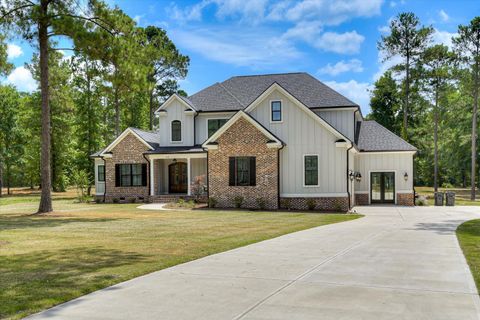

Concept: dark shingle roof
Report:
left=130, top=127, right=161, bottom=149
left=187, top=72, right=358, bottom=112
left=356, top=121, right=417, bottom=152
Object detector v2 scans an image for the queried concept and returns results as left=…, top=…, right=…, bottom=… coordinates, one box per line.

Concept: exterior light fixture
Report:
left=404, top=172, right=408, bottom=181
left=349, top=170, right=355, bottom=181
left=173, top=158, right=177, bottom=163
left=355, top=172, right=362, bottom=182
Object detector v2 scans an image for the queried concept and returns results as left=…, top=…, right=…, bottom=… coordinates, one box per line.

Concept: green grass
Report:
left=0, top=194, right=360, bottom=319
left=457, top=219, right=480, bottom=292
left=415, top=186, right=480, bottom=206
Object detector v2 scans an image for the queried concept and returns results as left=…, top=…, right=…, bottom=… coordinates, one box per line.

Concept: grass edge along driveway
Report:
left=457, top=219, right=480, bottom=293
left=0, top=199, right=361, bottom=319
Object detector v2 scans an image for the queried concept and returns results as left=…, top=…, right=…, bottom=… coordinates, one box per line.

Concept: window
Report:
left=98, top=165, right=105, bottom=182
left=115, top=164, right=147, bottom=187
left=304, top=155, right=318, bottom=186
left=229, top=157, right=256, bottom=186
left=271, top=101, right=282, bottom=122
left=171, top=120, right=181, bottom=142
left=208, top=119, right=228, bottom=138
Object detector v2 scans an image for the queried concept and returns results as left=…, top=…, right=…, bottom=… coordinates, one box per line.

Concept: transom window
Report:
left=98, top=165, right=105, bottom=182
left=208, top=119, right=228, bottom=138
left=229, top=157, right=256, bottom=186
left=171, top=120, right=182, bottom=142
left=116, top=164, right=146, bottom=187
left=271, top=101, right=282, bottom=122
left=304, top=155, right=318, bottom=186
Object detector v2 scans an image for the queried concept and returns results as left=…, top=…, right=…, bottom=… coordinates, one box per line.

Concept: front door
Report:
left=371, top=172, right=395, bottom=204
left=169, top=162, right=187, bottom=193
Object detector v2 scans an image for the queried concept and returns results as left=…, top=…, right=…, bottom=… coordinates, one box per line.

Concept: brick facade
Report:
left=397, top=192, right=414, bottom=206
left=208, top=117, right=279, bottom=209
left=104, top=133, right=150, bottom=202
left=279, top=197, right=349, bottom=212
left=355, top=193, right=369, bottom=206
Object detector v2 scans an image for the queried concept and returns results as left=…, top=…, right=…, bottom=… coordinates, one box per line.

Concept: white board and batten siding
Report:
left=94, top=158, right=105, bottom=195
left=248, top=89, right=348, bottom=197
left=316, top=109, right=355, bottom=141
left=195, top=112, right=235, bottom=145
left=157, top=99, right=194, bottom=146
left=354, top=152, right=414, bottom=201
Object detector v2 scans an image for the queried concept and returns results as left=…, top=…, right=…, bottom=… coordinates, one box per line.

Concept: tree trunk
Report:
left=6, top=164, right=10, bottom=195
left=403, top=54, right=410, bottom=141
left=434, top=84, right=439, bottom=192
left=0, top=162, right=3, bottom=198
left=472, top=64, right=480, bottom=200
left=149, top=88, right=154, bottom=130
left=114, top=86, right=120, bottom=136
left=37, top=0, right=53, bottom=213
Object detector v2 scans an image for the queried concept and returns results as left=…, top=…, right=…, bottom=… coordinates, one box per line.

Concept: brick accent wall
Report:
left=397, top=192, right=414, bottom=206
left=279, top=197, right=349, bottom=212
left=355, top=193, right=369, bottom=205
left=208, top=117, right=279, bottom=209
left=104, top=133, right=150, bottom=202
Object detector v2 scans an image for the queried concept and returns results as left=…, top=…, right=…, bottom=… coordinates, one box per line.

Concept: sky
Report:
left=3, top=0, right=479, bottom=114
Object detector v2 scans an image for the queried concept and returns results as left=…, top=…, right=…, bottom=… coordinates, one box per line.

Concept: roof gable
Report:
left=155, top=94, right=196, bottom=113
left=101, top=128, right=157, bottom=155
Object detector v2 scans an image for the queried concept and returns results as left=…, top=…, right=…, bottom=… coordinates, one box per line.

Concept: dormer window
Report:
left=271, top=101, right=282, bottom=122
left=171, top=120, right=182, bottom=142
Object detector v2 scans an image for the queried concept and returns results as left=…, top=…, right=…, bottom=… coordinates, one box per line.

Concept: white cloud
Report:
left=282, top=21, right=323, bottom=43
left=378, top=25, right=389, bottom=34
left=324, top=80, right=372, bottom=113
left=318, top=59, right=363, bottom=76
left=7, top=44, right=23, bottom=59
left=4, top=66, right=37, bottom=92
left=432, top=29, right=457, bottom=49
left=439, top=9, right=449, bottom=22
left=373, top=52, right=402, bottom=81
left=167, top=1, right=208, bottom=22
left=171, top=28, right=301, bottom=68
left=314, top=31, right=364, bottom=54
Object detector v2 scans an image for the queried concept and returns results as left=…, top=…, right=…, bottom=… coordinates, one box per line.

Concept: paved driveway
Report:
left=28, top=206, right=480, bottom=319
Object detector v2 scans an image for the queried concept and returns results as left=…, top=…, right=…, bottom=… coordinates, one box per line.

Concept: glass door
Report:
left=370, top=172, right=395, bottom=204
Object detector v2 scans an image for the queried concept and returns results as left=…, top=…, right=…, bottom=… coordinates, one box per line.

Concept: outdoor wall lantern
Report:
left=355, top=172, right=362, bottom=182
left=404, top=172, right=408, bottom=181
left=173, top=158, right=177, bottom=163
left=349, top=170, right=355, bottom=181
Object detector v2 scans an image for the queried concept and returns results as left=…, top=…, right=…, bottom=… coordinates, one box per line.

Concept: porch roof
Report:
left=144, top=145, right=206, bottom=155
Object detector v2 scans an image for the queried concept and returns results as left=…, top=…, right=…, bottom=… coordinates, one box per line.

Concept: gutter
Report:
left=100, top=155, right=107, bottom=203
left=277, top=144, right=285, bottom=209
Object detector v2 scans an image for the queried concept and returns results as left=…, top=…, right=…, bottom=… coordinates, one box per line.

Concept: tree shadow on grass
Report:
left=0, top=215, right=122, bottom=231
left=0, top=247, right=149, bottom=319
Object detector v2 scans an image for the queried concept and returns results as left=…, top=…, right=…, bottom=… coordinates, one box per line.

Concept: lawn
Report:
left=457, top=219, right=480, bottom=291
left=0, top=192, right=360, bottom=319
left=415, top=186, right=480, bottom=206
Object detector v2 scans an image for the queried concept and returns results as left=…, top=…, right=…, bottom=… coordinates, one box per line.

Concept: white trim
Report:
left=102, top=128, right=154, bottom=155
left=146, top=153, right=207, bottom=160
left=397, top=189, right=414, bottom=193
left=359, top=151, right=417, bottom=155
left=335, top=141, right=349, bottom=148
left=206, top=118, right=229, bottom=139
left=314, top=107, right=359, bottom=112
left=354, top=191, right=369, bottom=194
left=155, top=94, right=196, bottom=113
left=270, top=99, right=283, bottom=123
left=187, top=157, right=191, bottom=196
left=170, top=120, right=183, bottom=143
left=368, top=170, right=397, bottom=204
left=243, top=83, right=351, bottom=143
left=303, top=154, right=319, bottom=187
left=150, top=158, right=154, bottom=196
left=280, top=193, right=348, bottom=198
left=202, top=111, right=283, bottom=149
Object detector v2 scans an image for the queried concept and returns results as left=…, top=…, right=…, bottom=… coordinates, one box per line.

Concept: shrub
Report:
left=416, top=195, right=428, bottom=206
left=280, top=198, right=291, bottom=210
left=256, top=197, right=266, bottom=210
left=208, top=197, right=217, bottom=208
left=178, top=198, right=185, bottom=206
left=191, top=175, right=206, bottom=202
left=306, top=199, right=316, bottom=210
left=187, top=200, right=195, bottom=207
left=112, top=198, right=120, bottom=204
left=71, top=169, right=90, bottom=203
left=234, top=196, right=244, bottom=208
left=129, top=198, right=137, bottom=203
left=95, top=197, right=103, bottom=204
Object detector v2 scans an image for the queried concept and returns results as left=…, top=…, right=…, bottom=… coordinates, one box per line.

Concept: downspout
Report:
left=277, top=144, right=285, bottom=209
left=100, top=155, right=106, bottom=203
left=193, top=112, right=198, bottom=146
left=346, top=143, right=354, bottom=211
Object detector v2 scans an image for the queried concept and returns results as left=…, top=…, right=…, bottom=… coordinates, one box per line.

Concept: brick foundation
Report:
left=355, top=193, right=369, bottom=205
left=208, top=117, right=279, bottom=210
left=397, top=192, right=414, bottom=206
left=279, top=197, right=349, bottom=212
left=104, top=132, right=150, bottom=203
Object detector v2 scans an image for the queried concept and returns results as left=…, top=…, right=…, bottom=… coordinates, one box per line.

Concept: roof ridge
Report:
left=229, top=72, right=307, bottom=79
left=218, top=82, right=245, bottom=108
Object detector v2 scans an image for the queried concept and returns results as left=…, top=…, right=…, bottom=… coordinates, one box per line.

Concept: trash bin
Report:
left=445, top=192, right=455, bottom=206
left=434, top=192, right=444, bottom=206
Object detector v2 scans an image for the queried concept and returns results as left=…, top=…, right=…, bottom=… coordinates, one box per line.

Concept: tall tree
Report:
left=453, top=17, right=480, bottom=200
left=0, top=0, right=115, bottom=213
left=378, top=12, right=433, bottom=140
left=422, top=44, right=455, bottom=192
left=367, top=71, right=401, bottom=135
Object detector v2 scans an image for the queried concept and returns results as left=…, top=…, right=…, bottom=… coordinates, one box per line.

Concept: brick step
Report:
left=150, top=195, right=193, bottom=203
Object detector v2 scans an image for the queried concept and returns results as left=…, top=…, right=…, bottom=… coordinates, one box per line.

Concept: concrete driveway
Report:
left=28, top=206, right=480, bottom=319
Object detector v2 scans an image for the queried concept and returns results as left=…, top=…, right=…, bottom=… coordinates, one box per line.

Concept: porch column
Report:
left=150, top=158, right=154, bottom=196
left=187, top=157, right=191, bottom=196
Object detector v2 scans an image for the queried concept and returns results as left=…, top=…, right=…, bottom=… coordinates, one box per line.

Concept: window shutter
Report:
left=249, top=157, right=256, bottom=186
left=115, top=164, right=120, bottom=187
left=229, top=157, right=235, bottom=186
left=141, top=163, right=147, bottom=186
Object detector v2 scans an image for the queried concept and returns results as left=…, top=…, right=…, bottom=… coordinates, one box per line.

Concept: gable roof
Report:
left=202, top=111, right=283, bottom=149
left=185, top=72, right=358, bottom=112
left=156, top=93, right=197, bottom=113
left=93, top=128, right=161, bottom=157
left=356, top=121, right=417, bottom=152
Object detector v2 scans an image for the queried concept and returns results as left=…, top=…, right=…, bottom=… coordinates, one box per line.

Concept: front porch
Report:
left=147, top=152, right=207, bottom=197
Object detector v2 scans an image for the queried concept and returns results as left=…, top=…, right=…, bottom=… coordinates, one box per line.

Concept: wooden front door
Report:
left=169, top=162, right=187, bottom=193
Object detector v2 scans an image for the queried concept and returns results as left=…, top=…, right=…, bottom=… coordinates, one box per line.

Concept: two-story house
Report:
left=91, top=72, right=417, bottom=211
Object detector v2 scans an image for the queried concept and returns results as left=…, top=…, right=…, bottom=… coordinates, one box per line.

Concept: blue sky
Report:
left=3, top=0, right=479, bottom=114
